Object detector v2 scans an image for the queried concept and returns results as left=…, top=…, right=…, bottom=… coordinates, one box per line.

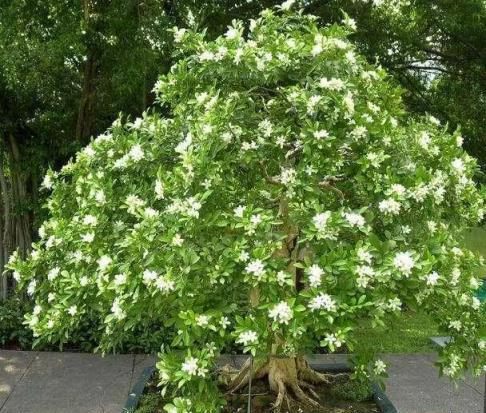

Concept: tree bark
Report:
left=0, top=156, right=12, bottom=301
left=75, top=0, right=100, bottom=143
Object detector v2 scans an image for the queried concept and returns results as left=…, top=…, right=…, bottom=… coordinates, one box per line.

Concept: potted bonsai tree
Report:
left=10, top=3, right=485, bottom=412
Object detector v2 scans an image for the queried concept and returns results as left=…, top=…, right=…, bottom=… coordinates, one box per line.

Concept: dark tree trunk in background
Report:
left=75, top=0, right=102, bottom=143
left=0, top=133, right=32, bottom=300
left=76, top=54, right=97, bottom=142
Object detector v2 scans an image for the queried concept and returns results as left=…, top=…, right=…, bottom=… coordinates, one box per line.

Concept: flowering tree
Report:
left=9, top=4, right=485, bottom=412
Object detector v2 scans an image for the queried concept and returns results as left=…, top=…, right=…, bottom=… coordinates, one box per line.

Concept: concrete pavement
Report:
left=0, top=351, right=484, bottom=413
left=0, top=351, right=154, bottom=413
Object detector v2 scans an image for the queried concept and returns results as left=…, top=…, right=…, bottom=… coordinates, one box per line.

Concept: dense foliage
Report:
left=9, top=5, right=485, bottom=412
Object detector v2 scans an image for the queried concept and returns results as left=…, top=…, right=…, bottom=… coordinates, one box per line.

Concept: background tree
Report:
left=10, top=6, right=485, bottom=412
left=0, top=0, right=281, bottom=299
left=307, top=0, right=486, bottom=174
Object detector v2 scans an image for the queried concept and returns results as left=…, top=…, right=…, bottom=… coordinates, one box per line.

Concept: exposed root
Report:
left=226, top=358, right=268, bottom=394
left=298, top=380, right=321, bottom=401
left=297, top=356, right=349, bottom=385
left=223, top=356, right=349, bottom=411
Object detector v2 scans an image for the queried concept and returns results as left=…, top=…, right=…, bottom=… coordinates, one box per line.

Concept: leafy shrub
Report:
left=9, top=3, right=485, bottom=412
left=0, top=297, right=32, bottom=348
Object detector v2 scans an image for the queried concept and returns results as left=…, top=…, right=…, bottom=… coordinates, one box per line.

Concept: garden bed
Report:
left=125, top=360, right=397, bottom=413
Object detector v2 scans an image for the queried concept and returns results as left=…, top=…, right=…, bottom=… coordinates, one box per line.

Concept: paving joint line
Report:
left=0, top=353, right=36, bottom=412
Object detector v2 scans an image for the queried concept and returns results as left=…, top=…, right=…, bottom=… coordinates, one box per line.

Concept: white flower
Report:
left=33, top=305, right=42, bottom=316
left=83, top=215, right=98, bottom=226
left=280, top=0, right=295, bottom=10
left=308, top=264, right=324, bottom=288
left=280, top=167, right=296, bottom=185
left=309, top=293, right=337, bottom=312
left=173, top=27, right=186, bottom=43
left=472, top=297, right=481, bottom=310
left=48, top=292, right=55, bottom=302
left=451, top=267, right=461, bottom=285
left=245, top=259, right=265, bottom=278
left=427, top=220, right=437, bottom=233
left=356, top=265, right=375, bottom=278
left=387, top=297, right=402, bottom=311
left=67, top=305, right=78, bottom=316
left=425, top=271, right=439, bottom=286
left=323, top=333, right=342, bottom=348
left=411, top=184, right=428, bottom=202
left=276, top=271, right=290, bottom=286
left=42, top=173, right=54, bottom=190
left=94, top=190, right=106, bottom=204
left=313, top=211, right=331, bottom=232
left=111, top=299, right=126, bottom=320
left=155, top=180, right=165, bottom=199
left=418, top=131, right=431, bottom=149
left=81, top=232, right=95, bottom=243
left=451, top=158, right=465, bottom=174
left=378, top=198, right=401, bottom=215
left=175, top=133, right=192, bottom=154
left=357, top=248, right=373, bottom=264
left=143, top=207, right=159, bottom=219
left=234, top=205, right=246, bottom=218
left=393, top=252, right=414, bottom=276
left=449, top=320, right=462, bottom=331
left=155, top=276, right=175, bottom=293
left=114, top=273, right=127, bottom=286
left=47, top=319, right=55, bottom=329
left=250, top=214, right=262, bottom=225
left=238, top=251, right=250, bottom=262
left=237, top=330, right=258, bottom=346
left=314, top=130, right=329, bottom=140
left=13, top=271, right=21, bottom=282
left=389, top=184, right=406, bottom=197
left=97, top=255, right=112, bottom=272
left=456, top=135, right=463, bottom=147
left=143, top=269, right=158, bottom=284
left=181, top=357, right=199, bottom=376
left=172, top=233, right=184, bottom=246
left=343, top=212, right=365, bottom=228
left=220, top=316, right=230, bottom=329
left=343, top=92, right=354, bottom=115
left=47, top=267, right=60, bottom=281
left=196, top=314, right=210, bottom=327
left=225, top=27, right=239, bottom=39
left=79, top=276, right=89, bottom=286
left=128, top=144, right=144, bottom=162
left=343, top=17, right=357, bottom=30
left=27, top=280, right=37, bottom=296
left=269, top=301, right=293, bottom=324
left=319, top=77, right=345, bottom=91
left=199, top=50, right=215, bottom=62
left=259, top=119, right=273, bottom=137
left=374, top=360, right=387, bottom=375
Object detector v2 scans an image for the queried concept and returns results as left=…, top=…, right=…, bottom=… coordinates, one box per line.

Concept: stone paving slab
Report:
left=0, top=351, right=37, bottom=409
left=384, top=353, right=484, bottom=413
left=0, top=351, right=156, bottom=413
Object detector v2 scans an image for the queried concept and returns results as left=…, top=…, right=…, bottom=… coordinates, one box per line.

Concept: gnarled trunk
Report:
left=225, top=356, right=345, bottom=411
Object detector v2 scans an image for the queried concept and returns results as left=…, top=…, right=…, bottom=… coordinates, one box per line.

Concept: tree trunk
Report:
left=0, top=158, right=12, bottom=301
left=0, top=133, right=33, bottom=300
left=75, top=0, right=100, bottom=143
left=76, top=54, right=96, bottom=143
